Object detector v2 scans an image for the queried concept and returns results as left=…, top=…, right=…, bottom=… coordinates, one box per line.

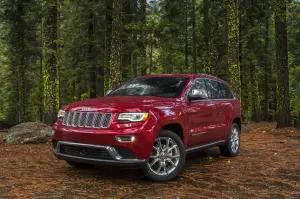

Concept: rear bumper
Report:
left=53, top=141, right=146, bottom=166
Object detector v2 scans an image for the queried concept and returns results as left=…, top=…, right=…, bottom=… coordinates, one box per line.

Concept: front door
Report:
left=185, top=78, right=217, bottom=147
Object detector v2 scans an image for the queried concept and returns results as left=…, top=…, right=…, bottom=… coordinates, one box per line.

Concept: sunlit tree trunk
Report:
left=42, top=0, right=59, bottom=125
left=140, top=0, right=147, bottom=75
left=192, top=0, right=197, bottom=73
left=225, top=0, right=241, bottom=99
left=105, top=0, right=113, bottom=91
left=203, top=0, right=212, bottom=74
left=109, top=0, right=123, bottom=88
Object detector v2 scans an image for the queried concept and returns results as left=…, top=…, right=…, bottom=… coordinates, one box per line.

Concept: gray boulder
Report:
left=3, top=122, right=52, bottom=144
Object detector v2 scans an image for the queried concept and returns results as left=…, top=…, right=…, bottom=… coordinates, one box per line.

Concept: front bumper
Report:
left=53, top=141, right=146, bottom=166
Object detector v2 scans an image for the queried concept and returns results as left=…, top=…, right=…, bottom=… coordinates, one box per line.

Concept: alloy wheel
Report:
left=230, top=127, right=240, bottom=153
left=147, top=137, right=180, bottom=176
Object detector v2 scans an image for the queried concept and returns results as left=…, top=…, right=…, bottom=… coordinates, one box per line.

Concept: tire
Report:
left=143, top=129, right=186, bottom=182
left=219, top=123, right=241, bottom=157
left=66, top=161, right=94, bottom=169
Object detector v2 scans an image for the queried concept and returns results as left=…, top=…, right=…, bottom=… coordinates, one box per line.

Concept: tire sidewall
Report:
left=143, top=130, right=186, bottom=182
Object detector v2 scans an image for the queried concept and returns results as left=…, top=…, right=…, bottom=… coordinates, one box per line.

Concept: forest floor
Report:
left=0, top=123, right=300, bottom=199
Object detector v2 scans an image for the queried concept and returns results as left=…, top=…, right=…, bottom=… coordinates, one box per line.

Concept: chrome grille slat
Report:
left=67, top=112, right=74, bottom=126
left=63, top=112, right=69, bottom=125
left=72, top=112, right=81, bottom=127
left=63, top=111, right=112, bottom=129
left=101, top=114, right=112, bottom=128
left=93, top=113, right=103, bottom=128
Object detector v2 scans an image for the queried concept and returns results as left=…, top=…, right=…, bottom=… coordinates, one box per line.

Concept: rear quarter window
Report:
left=219, top=83, right=234, bottom=99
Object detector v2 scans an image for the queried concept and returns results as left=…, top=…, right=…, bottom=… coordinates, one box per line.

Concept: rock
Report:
left=0, top=120, right=16, bottom=130
left=3, top=122, right=52, bottom=144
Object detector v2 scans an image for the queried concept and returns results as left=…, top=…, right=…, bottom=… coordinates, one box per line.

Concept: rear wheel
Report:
left=143, top=130, right=186, bottom=182
left=219, top=123, right=240, bottom=157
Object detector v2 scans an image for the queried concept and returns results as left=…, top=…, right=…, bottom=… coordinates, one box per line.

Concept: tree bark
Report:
left=109, top=0, right=123, bottom=89
left=139, top=0, right=147, bottom=75
left=275, top=0, right=291, bottom=128
left=184, top=0, right=189, bottom=70
left=88, top=5, right=97, bottom=98
left=42, top=0, right=59, bottom=125
left=105, top=0, right=113, bottom=90
left=264, top=2, right=271, bottom=121
left=225, top=0, right=241, bottom=99
left=203, top=0, right=212, bottom=74
left=16, top=0, right=26, bottom=123
left=192, top=0, right=197, bottom=73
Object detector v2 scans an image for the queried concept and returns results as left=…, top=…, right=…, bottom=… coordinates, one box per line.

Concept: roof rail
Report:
left=196, top=73, right=225, bottom=81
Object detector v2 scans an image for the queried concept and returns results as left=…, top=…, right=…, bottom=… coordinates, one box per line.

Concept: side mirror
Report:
left=106, top=89, right=113, bottom=96
left=188, top=89, right=208, bottom=101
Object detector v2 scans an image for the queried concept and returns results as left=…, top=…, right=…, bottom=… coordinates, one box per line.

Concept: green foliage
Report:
left=0, top=0, right=299, bottom=125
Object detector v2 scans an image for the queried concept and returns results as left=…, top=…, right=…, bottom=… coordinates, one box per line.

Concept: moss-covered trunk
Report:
left=42, top=0, right=59, bottom=125
left=225, top=0, right=241, bottom=100
left=109, top=0, right=123, bottom=89
left=275, top=0, right=291, bottom=128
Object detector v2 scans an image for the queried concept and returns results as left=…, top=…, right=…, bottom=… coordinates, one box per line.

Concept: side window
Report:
left=219, top=83, right=234, bottom=99
left=205, top=80, right=223, bottom=99
left=188, top=78, right=207, bottom=96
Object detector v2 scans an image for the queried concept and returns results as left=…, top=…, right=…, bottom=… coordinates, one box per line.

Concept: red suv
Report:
left=52, top=74, right=241, bottom=181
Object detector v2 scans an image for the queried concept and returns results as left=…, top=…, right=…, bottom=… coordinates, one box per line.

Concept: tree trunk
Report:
left=192, top=0, right=197, bottom=73
left=105, top=0, right=113, bottom=90
left=264, top=3, right=271, bottom=121
left=132, top=0, right=138, bottom=77
left=203, top=0, right=212, bottom=74
left=88, top=6, right=97, bottom=98
left=16, top=0, right=26, bottom=123
left=42, top=0, right=59, bottom=125
left=225, top=0, right=241, bottom=100
left=139, top=0, right=147, bottom=75
left=109, top=0, right=123, bottom=89
left=184, top=0, right=189, bottom=70
left=275, top=0, right=291, bottom=128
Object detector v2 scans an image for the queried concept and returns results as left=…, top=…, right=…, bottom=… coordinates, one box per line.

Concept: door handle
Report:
left=208, top=104, right=215, bottom=107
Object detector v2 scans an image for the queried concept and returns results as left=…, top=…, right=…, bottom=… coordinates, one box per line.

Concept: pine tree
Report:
left=275, top=0, right=291, bottom=128
left=109, top=0, right=123, bottom=89
left=42, top=0, right=59, bottom=125
left=225, top=0, right=241, bottom=99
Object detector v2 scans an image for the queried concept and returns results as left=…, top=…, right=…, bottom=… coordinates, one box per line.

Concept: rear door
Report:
left=204, top=79, right=227, bottom=141
left=218, top=82, right=235, bottom=135
left=185, top=78, right=217, bottom=147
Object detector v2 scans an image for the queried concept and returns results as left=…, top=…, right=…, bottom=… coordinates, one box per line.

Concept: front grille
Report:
left=62, top=111, right=112, bottom=128
left=59, top=144, right=114, bottom=160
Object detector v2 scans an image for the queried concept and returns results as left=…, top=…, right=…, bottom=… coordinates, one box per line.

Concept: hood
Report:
left=63, top=96, right=177, bottom=113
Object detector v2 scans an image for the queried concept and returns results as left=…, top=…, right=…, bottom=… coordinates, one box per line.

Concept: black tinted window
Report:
left=205, top=80, right=223, bottom=99
left=219, top=83, right=234, bottom=99
left=109, top=77, right=188, bottom=98
left=188, top=79, right=207, bottom=95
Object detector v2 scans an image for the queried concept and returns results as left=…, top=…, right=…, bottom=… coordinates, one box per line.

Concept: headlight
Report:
left=57, top=110, right=65, bottom=119
left=118, top=113, right=149, bottom=122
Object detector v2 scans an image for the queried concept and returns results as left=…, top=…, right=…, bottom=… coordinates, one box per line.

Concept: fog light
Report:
left=116, top=136, right=135, bottom=143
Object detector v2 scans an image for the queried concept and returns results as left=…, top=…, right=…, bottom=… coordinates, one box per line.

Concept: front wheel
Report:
left=219, top=123, right=241, bottom=157
left=143, top=130, right=186, bottom=182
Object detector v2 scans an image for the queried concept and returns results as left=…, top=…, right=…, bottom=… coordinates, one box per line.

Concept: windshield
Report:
left=109, top=77, right=188, bottom=98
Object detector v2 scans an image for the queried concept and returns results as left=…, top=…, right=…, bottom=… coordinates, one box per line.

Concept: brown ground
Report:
left=0, top=123, right=299, bottom=199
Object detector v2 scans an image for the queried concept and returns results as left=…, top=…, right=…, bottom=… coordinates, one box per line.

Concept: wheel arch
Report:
left=160, top=123, right=184, bottom=143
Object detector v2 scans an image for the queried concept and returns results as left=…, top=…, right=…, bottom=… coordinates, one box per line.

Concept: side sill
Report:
left=186, top=140, right=227, bottom=153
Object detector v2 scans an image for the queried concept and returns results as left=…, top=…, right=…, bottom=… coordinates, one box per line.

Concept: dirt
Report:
left=0, top=123, right=299, bottom=199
